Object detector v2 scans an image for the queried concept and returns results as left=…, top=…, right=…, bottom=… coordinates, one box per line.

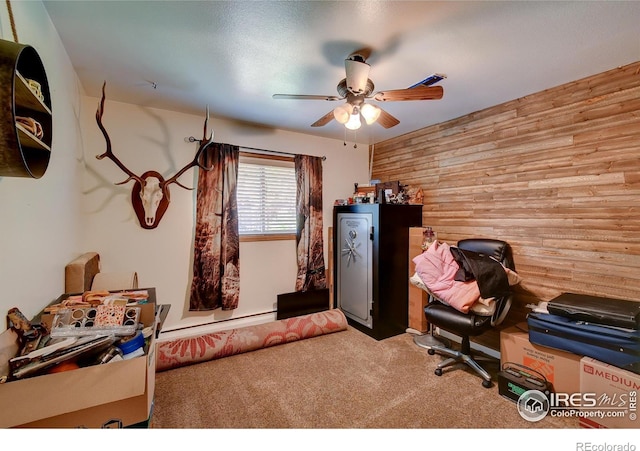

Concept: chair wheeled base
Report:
left=427, top=335, right=495, bottom=388
left=412, top=330, right=451, bottom=350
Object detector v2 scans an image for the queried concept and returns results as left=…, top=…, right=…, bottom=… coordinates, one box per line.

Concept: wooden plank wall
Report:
left=372, top=61, right=640, bottom=340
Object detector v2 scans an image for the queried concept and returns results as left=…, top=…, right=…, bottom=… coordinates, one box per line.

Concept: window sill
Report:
left=240, top=234, right=296, bottom=242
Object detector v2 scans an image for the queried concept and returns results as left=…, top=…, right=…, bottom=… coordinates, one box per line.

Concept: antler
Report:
left=95, top=82, right=144, bottom=187
left=163, top=105, right=215, bottom=190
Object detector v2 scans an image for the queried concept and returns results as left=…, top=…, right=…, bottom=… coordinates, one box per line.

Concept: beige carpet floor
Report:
left=152, top=325, right=579, bottom=429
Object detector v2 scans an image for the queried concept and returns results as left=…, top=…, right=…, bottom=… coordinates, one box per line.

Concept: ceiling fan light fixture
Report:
left=333, top=103, right=353, bottom=124
left=345, top=108, right=361, bottom=130
left=360, top=103, right=381, bottom=125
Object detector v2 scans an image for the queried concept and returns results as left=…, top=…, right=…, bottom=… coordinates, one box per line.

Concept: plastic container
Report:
left=51, top=306, right=141, bottom=337
left=117, top=331, right=144, bottom=360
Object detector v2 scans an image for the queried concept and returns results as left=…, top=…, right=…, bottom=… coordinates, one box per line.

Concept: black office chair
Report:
left=424, top=238, right=515, bottom=388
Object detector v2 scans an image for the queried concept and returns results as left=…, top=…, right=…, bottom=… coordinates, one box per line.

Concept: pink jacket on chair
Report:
left=412, top=241, right=480, bottom=313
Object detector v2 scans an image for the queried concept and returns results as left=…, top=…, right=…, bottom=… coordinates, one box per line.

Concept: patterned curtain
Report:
left=294, top=155, right=327, bottom=291
left=189, top=143, right=240, bottom=311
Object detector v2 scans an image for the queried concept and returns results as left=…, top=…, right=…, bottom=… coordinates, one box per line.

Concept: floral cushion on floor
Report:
left=156, top=308, right=348, bottom=372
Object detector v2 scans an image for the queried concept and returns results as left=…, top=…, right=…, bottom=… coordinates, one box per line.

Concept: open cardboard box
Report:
left=500, top=322, right=582, bottom=397
left=0, top=288, right=157, bottom=428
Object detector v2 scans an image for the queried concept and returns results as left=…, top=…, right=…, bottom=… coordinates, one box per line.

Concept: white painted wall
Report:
left=78, top=97, right=369, bottom=336
left=0, top=1, right=85, bottom=324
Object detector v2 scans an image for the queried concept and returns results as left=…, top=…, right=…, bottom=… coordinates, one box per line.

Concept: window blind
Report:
left=237, top=158, right=297, bottom=235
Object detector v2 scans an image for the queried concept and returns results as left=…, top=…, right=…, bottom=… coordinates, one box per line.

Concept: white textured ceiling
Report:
left=43, top=1, right=640, bottom=144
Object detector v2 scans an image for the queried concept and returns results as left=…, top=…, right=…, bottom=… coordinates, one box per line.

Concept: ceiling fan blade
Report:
left=376, top=107, right=400, bottom=129
left=310, top=110, right=335, bottom=127
left=273, top=94, right=342, bottom=101
left=408, top=73, right=447, bottom=89
left=349, top=47, right=372, bottom=62
left=373, top=85, right=443, bottom=102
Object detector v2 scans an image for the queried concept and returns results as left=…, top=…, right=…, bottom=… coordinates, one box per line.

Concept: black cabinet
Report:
left=333, top=204, right=422, bottom=340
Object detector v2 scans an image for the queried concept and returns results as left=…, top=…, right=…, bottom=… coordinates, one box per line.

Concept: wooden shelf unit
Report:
left=0, top=39, right=52, bottom=178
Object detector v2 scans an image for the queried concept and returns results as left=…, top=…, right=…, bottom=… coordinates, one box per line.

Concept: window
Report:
left=237, top=153, right=297, bottom=240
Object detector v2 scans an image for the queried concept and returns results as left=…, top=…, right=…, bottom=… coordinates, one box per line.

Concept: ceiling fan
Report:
left=273, top=54, right=445, bottom=130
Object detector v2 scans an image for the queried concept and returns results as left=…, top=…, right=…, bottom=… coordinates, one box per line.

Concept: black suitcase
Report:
left=527, top=311, right=640, bottom=374
left=547, top=292, right=640, bottom=330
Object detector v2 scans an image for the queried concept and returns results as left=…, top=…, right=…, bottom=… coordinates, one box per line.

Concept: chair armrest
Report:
left=491, top=294, right=512, bottom=327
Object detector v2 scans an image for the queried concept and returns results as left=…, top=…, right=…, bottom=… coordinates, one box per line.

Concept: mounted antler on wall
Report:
left=95, top=82, right=214, bottom=229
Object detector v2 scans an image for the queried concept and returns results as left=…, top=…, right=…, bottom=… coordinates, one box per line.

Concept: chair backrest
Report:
left=457, top=238, right=515, bottom=271
left=457, top=238, right=515, bottom=325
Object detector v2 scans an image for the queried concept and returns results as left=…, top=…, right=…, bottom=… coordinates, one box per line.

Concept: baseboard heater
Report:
left=277, top=288, right=330, bottom=320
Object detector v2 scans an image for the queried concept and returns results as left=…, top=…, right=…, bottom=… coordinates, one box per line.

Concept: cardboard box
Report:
left=579, top=357, right=640, bottom=429
left=0, top=292, right=157, bottom=428
left=500, top=323, right=582, bottom=396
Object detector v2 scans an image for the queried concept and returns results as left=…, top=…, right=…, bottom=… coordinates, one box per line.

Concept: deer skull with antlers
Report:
left=96, top=82, right=214, bottom=229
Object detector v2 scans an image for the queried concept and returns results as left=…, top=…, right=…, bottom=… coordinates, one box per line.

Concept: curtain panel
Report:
left=189, top=143, right=240, bottom=311
left=294, top=154, right=327, bottom=291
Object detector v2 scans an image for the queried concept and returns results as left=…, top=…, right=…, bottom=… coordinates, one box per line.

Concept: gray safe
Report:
left=333, top=204, right=422, bottom=340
